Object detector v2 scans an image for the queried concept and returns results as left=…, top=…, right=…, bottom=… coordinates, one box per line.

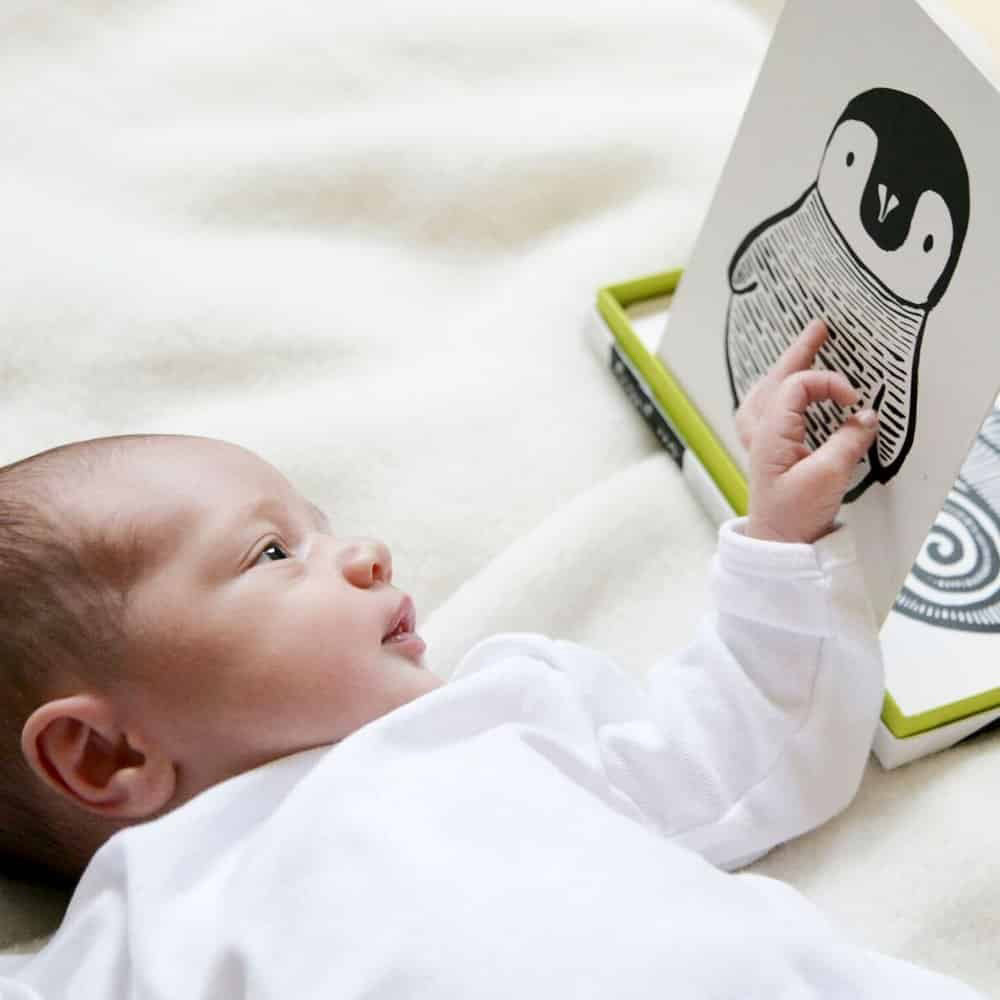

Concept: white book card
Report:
left=660, top=0, right=1000, bottom=629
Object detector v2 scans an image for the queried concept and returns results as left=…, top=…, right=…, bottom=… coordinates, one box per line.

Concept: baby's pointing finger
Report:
left=772, top=319, right=829, bottom=380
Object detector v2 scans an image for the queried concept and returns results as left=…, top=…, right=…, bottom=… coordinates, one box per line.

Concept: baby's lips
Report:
left=382, top=594, right=416, bottom=642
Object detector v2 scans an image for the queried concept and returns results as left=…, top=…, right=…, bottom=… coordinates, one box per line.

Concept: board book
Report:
left=589, top=0, right=1000, bottom=768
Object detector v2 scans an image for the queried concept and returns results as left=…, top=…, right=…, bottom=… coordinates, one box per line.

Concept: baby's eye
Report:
left=251, top=541, right=290, bottom=568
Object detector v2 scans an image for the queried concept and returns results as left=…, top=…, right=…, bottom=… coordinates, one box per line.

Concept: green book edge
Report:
left=596, top=268, right=1000, bottom=741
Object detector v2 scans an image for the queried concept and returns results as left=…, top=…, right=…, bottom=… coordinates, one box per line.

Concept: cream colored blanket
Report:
left=2, top=0, right=999, bottom=993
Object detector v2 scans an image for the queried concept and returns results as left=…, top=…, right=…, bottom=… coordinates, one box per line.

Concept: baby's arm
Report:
left=592, top=319, right=884, bottom=867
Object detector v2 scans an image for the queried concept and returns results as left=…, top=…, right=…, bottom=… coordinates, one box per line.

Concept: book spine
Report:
left=605, top=341, right=685, bottom=468
left=591, top=308, right=736, bottom=526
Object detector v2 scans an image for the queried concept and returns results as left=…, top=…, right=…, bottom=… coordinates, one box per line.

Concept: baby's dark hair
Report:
left=0, top=435, right=154, bottom=885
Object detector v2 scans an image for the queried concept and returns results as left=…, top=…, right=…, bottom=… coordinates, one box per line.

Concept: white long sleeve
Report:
left=605, top=515, right=884, bottom=868
left=453, top=517, right=883, bottom=871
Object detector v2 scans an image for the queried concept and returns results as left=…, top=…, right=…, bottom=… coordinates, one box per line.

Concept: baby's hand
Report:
left=739, top=319, right=878, bottom=544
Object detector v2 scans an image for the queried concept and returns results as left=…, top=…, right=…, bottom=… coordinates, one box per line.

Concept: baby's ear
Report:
left=21, top=695, right=175, bottom=820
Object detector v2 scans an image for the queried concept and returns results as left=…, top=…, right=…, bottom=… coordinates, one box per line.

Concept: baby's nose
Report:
left=339, top=538, right=392, bottom=588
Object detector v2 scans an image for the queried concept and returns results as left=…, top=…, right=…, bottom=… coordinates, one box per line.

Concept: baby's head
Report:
left=1, top=434, right=440, bottom=884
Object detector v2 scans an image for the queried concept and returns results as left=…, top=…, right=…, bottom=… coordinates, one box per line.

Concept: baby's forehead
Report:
left=72, top=436, right=296, bottom=573
left=122, top=436, right=287, bottom=495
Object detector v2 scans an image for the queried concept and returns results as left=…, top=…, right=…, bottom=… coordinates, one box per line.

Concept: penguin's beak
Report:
left=877, top=183, right=900, bottom=224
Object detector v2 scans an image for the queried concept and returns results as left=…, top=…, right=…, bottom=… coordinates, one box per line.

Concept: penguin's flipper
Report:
left=871, top=369, right=918, bottom=483
left=727, top=188, right=813, bottom=295
left=727, top=229, right=760, bottom=295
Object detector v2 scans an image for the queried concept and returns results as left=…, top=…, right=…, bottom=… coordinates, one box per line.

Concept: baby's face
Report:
left=88, top=437, right=442, bottom=799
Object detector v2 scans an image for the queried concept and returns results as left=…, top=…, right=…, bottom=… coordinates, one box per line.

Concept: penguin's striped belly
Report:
left=726, top=188, right=926, bottom=479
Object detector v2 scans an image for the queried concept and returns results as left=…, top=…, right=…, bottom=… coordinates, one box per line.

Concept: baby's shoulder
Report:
left=453, top=632, right=610, bottom=679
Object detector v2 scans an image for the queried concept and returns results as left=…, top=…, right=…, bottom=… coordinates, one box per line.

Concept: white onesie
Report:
left=0, top=519, right=984, bottom=998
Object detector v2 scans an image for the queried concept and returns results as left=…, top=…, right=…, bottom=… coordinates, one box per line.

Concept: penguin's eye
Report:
left=846, top=151, right=855, bottom=167
left=923, top=234, right=934, bottom=252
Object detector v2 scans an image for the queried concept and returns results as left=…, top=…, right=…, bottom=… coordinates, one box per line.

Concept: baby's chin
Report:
left=384, top=654, right=444, bottom=700
left=380, top=630, right=427, bottom=665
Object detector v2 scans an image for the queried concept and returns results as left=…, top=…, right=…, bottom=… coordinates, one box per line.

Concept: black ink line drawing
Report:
left=725, top=88, right=970, bottom=501
left=895, top=407, right=1000, bottom=631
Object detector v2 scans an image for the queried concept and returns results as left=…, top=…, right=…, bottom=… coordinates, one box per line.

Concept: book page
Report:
left=659, top=0, right=1000, bottom=624
left=881, top=404, right=1000, bottom=715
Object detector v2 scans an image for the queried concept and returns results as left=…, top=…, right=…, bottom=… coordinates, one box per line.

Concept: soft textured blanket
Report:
left=2, top=0, right=999, bottom=993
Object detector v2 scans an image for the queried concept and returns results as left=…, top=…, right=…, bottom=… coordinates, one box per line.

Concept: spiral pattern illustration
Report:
left=894, top=409, right=1000, bottom=631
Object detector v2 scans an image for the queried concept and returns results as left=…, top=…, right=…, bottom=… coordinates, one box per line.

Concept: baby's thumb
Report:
left=813, top=409, right=879, bottom=478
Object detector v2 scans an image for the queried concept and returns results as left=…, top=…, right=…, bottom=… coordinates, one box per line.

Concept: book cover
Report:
left=591, top=0, right=1000, bottom=764
left=659, top=0, right=1000, bottom=630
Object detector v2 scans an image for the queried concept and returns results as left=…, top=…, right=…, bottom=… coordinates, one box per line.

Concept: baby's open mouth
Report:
left=381, top=595, right=426, bottom=663
left=382, top=595, right=416, bottom=644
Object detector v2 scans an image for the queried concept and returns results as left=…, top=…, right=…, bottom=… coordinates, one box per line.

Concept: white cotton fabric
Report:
left=0, top=521, right=983, bottom=998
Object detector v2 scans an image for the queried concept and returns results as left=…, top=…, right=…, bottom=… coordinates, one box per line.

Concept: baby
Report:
left=0, top=320, right=984, bottom=997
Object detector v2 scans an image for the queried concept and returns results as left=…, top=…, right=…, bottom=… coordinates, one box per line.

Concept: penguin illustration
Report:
left=725, top=88, right=970, bottom=501
left=894, top=405, right=1000, bottom=631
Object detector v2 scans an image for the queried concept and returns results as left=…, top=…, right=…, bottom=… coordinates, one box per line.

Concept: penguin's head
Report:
left=816, top=87, right=969, bottom=308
